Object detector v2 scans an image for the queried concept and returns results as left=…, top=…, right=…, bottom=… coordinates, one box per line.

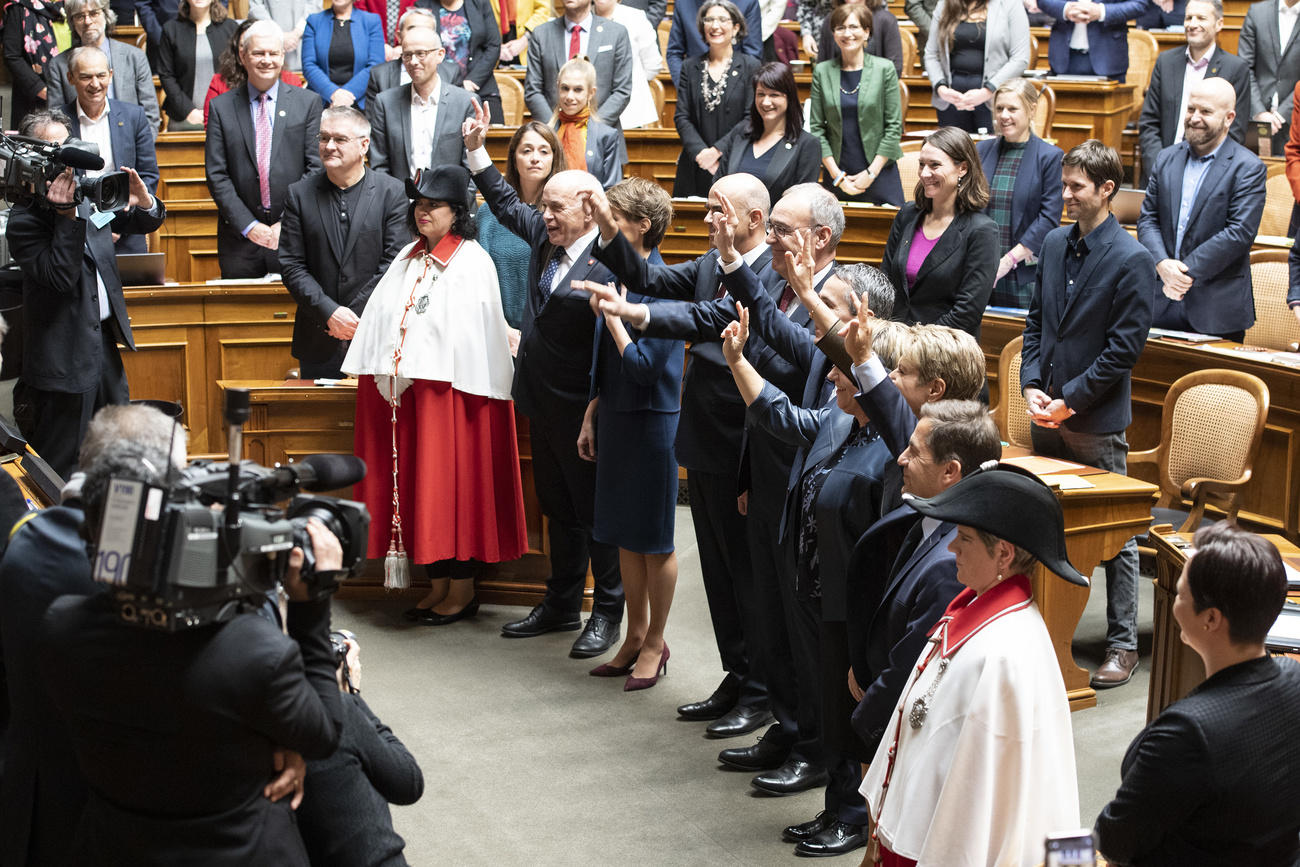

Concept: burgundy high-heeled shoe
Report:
left=589, top=658, right=636, bottom=677
left=624, top=643, right=670, bottom=692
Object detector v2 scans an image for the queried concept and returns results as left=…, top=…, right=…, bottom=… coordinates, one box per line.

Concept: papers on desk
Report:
left=1002, top=454, right=1088, bottom=475
left=1149, top=327, right=1220, bottom=343
left=1266, top=603, right=1300, bottom=652
left=1045, top=74, right=1111, bottom=82
left=1043, top=474, right=1095, bottom=490
left=1284, top=556, right=1300, bottom=590
left=986, top=305, right=1029, bottom=317
left=206, top=273, right=283, bottom=285
left=1199, top=345, right=1300, bottom=368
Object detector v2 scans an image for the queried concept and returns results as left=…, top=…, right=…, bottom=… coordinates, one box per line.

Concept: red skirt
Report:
left=354, top=378, right=528, bottom=566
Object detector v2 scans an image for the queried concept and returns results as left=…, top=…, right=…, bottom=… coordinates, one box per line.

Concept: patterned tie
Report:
left=539, top=250, right=562, bottom=300
left=777, top=282, right=796, bottom=313
left=386, top=0, right=401, bottom=40
left=255, top=92, right=272, bottom=210
left=568, top=23, right=582, bottom=59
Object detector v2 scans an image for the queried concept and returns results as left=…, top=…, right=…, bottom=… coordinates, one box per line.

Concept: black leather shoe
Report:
left=418, top=597, right=479, bottom=626
left=781, top=811, right=832, bottom=843
left=568, top=614, right=620, bottom=658
left=677, top=679, right=739, bottom=721
left=717, top=729, right=789, bottom=771
left=500, top=604, right=581, bottom=638
left=793, top=820, right=867, bottom=857
left=751, top=760, right=829, bottom=795
left=705, top=704, right=773, bottom=739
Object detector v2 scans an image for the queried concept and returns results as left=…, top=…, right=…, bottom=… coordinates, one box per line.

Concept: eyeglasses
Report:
left=702, top=15, right=733, bottom=25
left=833, top=23, right=865, bottom=33
left=764, top=220, right=819, bottom=239
left=401, top=48, right=442, bottom=62
left=72, top=10, right=105, bottom=21
left=318, top=133, right=359, bottom=145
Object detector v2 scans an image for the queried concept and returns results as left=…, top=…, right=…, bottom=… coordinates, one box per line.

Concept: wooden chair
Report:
left=896, top=139, right=923, bottom=197
left=1030, top=81, right=1055, bottom=140
left=1126, top=29, right=1159, bottom=112
left=1111, top=186, right=1145, bottom=224
left=658, top=19, right=671, bottom=59
left=1258, top=172, right=1296, bottom=237
left=1027, top=32, right=1038, bottom=70
left=898, top=78, right=909, bottom=123
left=1246, top=249, right=1300, bottom=350
left=135, top=31, right=147, bottom=51
left=495, top=72, right=525, bottom=125
left=899, top=27, right=918, bottom=76
left=990, top=335, right=1033, bottom=448
left=647, top=77, right=665, bottom=129
left=1129, top=369, right=1270, bottom=533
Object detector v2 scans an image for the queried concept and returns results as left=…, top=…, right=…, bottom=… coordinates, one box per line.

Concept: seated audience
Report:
left=301, top=0, right=385, bottom=109
left=879, top=126, right=998, bottom=336
left=248, top=0, right=310, bottom=71
left=552, top=58, right=623, bottom=190
left=1, top=0, right=68, bottom=128
left=1038, top=0, right=1148, bottom=82
left=810, top=4, right=904, bottom=206
left=44, top=0, right=160, bottom=131
left=430, top=0, right=504, bottom=122
left=159, top=0, right=240, bottom=129
left=809, top=0, right=903, bottom=73
left=1239, top=0, right=1300, bottom=154
left=672, top=0, right=762, bottom=198
left=977, top=78, right=1064, bottom=310
left=362, top=8, right=437, bottom=109
left=1138, top=77, right=1266, bottom=341
left=923, top=0, right=1029, bottom=133
left=204, top=17, right=309, bottom=125
left=594, top=0, right=663, bottom=131
left=860, top=466, right=1086, bottom=867
left=1095, top=522, right=1300, bottom=867
left=666, top=0, right=763, bottom=84
left=712, top=62, right=822, bottom=203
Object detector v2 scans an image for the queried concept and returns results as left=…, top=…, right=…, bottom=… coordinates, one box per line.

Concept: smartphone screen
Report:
left=1045, top=832, right=1095, bottom=867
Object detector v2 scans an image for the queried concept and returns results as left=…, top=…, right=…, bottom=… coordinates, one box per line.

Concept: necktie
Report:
left=539, top=250, right=563, bottom=299
left=568, top=23, right=582, bottom=59
left=255, top=92, right=272, bottom=210
left=777, top=282, right=796, bottom=313
left=386, top=0, right=401, bottom=40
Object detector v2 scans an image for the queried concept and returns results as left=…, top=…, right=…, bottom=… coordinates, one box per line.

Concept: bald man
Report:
left=463, top=104, right=625, bottom=658
left=1138, top=76, right=1266, bottom=340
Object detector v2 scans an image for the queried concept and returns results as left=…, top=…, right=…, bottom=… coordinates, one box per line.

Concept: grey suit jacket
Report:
left=45, top=40, right=160, bottom=131
left=523, top=14, right=633, bottom=127
left=367, top=79, right=476, bottom=180
left=554, top=118, right=623, bottom=188
left=1239, top=0, right=1300, bottom=120
left=923, top=0, right=1030, bottom=107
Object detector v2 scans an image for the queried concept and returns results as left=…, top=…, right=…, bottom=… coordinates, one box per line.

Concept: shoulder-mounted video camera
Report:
left=0, top=130, right=130, bottom=212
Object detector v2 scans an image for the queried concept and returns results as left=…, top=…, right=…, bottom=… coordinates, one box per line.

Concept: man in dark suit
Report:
left=362, top=7, right=439, bottom=107
left=1137, top=0, right=1251, bottom=186
left=1022, top=139, right=1155, bottom=688
left=61, top=46, right=160, bottom=255
left=280, top=106, right=408, bottom=380
left=1037, top=0, right=1149, bottom=81
left=45, top=0, right=161, bottom=131
left=5, top=109, right=166, bottom=478
left=1239, top=0, right=1300, bottom=153
left=368, top=27, right=476, bottom=180
left=463, top=103, right=624, bottom=658
left=1138, top=77, right=1267, bottom=341
left=206, top=20, right=323, bottom=279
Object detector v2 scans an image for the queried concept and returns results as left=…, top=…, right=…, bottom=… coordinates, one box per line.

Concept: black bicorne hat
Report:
left=406, top=165, right=472, bottom=211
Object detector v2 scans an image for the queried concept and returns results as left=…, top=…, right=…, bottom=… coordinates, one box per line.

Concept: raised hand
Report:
left=462, top=98, right=491, bottom=150
left=842, top=297, right=876, bottom=366
left=785, top=227, right=817, bottom=306
left=577, top=186, right=618, bottom=242
left=720, top=302, right=750, bottom=366
left=712, top=191, right=741, bottom=262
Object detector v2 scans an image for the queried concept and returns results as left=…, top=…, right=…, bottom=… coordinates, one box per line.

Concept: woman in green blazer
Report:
left=809, top=4, right=904, bottom=206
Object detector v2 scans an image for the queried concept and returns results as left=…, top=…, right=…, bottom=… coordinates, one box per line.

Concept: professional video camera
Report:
left=87, top=389, right=371, bottom=631
left=0, top=130, right=129, bottom=212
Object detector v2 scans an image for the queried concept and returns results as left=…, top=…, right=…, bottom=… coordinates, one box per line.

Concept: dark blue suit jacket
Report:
left=1038, top=0, right=1149, bottom=77
left=590, top=289, right=685, bottom=413
left=1137, top=137, right=1267, bottom=336
left=302, top=8, right=386, bottom=109
left=976, top=134, right=1063, bottom=259
left=64, top=98, right=160, bottom=255
left=1021, top=215, right=1154, bottom=434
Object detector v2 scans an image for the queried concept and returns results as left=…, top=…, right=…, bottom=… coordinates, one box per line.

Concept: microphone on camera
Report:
left=55, top=145, right=106, bottom=171
left=296, top=454, right=367, bottom=492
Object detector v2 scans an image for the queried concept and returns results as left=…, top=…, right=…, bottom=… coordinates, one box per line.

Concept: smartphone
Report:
left=1045, top=830, right=1095, bottom=867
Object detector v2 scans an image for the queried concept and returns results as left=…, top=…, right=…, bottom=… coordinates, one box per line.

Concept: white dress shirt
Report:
left=1280, top=0, right=1300, bottom=63
left=1068, top=3, right=1107, bottom=52
left=76, top=100, right=114, bottom=179
left=409, top=75, right=441, bottom=175
left=1174, top=48, right=1212, bottom=143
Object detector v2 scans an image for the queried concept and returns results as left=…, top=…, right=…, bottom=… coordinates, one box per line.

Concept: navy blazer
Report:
left=1022, top=215, right=1154, bottom=434
left=590, top=292, right=685, bottom=414
left=1038, top=0, right=1148, bottom=77
left=976, top=134, right=1063, bottom=259
left=1137, top=137, right=1267, bottom=336
left=880, top=204, right=999, bottom=337
left=301, top=8, right=386, bottom=108
left=554, top=119, right=623, bottom=190
left=63, top=98, right=160, bottom=254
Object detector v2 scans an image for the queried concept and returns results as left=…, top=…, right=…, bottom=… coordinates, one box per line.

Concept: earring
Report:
left=996, top=573, right=1003, bottom=582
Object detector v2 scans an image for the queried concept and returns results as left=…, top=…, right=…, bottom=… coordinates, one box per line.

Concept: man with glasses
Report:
left=206, top=20, right=322, bottom=278
left=44, top=0, right=160, bottom=132
left=363, top=7, right=438, bottom=107
left=367, top=27, right=477, bottom=180
left=279, top=106, right=408, bottom=379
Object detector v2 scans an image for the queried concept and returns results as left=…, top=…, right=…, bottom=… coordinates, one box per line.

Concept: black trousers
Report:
left=298, top=348, right=349, bottom=381
left=15, top=326, right=129, bottom=479
left=688, top=468, right=766, bottom=708
left=217, top=222, right=281, bottom=279
left=528, top=407, right=624, bottom=621
left=820, top=620, right=869, bottom=825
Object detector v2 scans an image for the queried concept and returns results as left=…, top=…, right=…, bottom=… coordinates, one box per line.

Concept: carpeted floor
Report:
left=333, top=504, right=1152, bottom=865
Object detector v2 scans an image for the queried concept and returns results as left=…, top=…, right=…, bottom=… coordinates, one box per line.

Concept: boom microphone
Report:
left=53, top=145, right=105, bottom=172
left=297, top=454, right=367, bottom=492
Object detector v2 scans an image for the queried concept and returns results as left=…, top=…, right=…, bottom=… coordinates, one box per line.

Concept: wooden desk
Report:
left=660, top=200, right=899, bottom=264
left=1146, top=527, right=1300, bottom=721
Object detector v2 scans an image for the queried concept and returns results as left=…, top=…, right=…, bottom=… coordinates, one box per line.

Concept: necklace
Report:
left=700, top=54, right=732, bottom=112
left=839, top=67, right=862, bottom=96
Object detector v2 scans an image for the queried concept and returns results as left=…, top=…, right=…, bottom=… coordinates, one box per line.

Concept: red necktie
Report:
left=255, top=92, right=272, bottom=210
left=569, top=23, right=582, bottom=59
left=777, top=283, right=795, bottom=313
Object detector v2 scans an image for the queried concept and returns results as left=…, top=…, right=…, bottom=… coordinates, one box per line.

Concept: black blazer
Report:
left=364, top=58, right=402, bottom=108
left=1095, top=656, right=1300, bottom=867
left=5, top=197, right=166, bottom=393
left=714, top=127, right=823, bottom=203
left=880, top=203, right=998, bottom=337
left=672, top=51, right=763, bottom=197
left=279, top=168, right=410, bottom=363
left=367, top=80, right=476, bottom=180
left=0, top=507, right=96, bottom=867
left=157, top=17, right=240, bottom=120
left=205, top=82, right=322, bottom=233
left=1022, top=216, right=1154, bottom=434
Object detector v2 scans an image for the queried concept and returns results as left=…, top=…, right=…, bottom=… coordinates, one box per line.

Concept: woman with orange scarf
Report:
left=551, top=58, right=623, bottom=190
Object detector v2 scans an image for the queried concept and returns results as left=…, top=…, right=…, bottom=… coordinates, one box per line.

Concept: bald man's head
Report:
left=708, top=172, right=770, bottom=252
left=1184, top=77, right=1236, bottom=155
left=540, top=170, right=599, bottom=247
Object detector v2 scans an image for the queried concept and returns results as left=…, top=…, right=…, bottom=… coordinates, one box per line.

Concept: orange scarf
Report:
left=557, top=107, right=591, bottom=173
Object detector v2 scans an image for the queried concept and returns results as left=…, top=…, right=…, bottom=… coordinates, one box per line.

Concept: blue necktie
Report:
left=539, top=252, right=562, bottom=300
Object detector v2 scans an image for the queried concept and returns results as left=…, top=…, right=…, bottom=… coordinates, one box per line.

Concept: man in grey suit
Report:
left=44, top=0, right=160, bottom=132
left=363, top=8, right=439, bottom=107
left=523, top=0, right=632, bottom=155
left=367, top=27, right=476, bottom=179
left=1239, top=0, right=1300, bottom=152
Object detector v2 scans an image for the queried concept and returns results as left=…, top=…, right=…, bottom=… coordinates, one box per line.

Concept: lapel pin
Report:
left=587, top=257, right=595, bottom=266
left=279, top=110, right=286, bottom=117
left=596, top=24, right=603, bottom=32
left=785, top=142, right=792, bottom=149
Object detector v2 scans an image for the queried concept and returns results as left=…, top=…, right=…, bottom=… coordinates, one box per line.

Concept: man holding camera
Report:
left=4, top=108, right=166, bottom=479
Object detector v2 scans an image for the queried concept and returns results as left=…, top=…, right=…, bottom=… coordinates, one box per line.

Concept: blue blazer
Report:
left=1136, top=137, right=1267, bottom=336
left=1021, top=215, right=1154, bottom=434
left=976, top=134, right=1063, bottom=258
left=63, top=98, right=159, bottom=254
left=590, top=296, right=685, bottom=414
left=302, top=9, right=386, bottom=109
left=1038, top=0, right=1148, bottom=77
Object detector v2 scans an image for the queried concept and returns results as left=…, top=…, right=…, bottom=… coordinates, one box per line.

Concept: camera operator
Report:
left=38, top=430, right=346, bottom=865
left=296, top=632, right=425, bottom=866
left=4, top=108, right=167, bottom=479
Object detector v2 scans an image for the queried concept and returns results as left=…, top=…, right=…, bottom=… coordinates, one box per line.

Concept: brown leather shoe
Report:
left=1091, top=648, right=1139, bottom=688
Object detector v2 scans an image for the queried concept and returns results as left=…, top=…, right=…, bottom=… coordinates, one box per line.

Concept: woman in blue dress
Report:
left=577, top=177, right=685, bottom=692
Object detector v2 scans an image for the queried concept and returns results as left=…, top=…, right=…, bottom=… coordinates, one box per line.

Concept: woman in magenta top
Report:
left=879, top=126, right=998, bottom=337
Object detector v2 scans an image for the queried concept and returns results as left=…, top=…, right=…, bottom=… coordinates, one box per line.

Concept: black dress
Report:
left=672, top=51, right=762, bottom=197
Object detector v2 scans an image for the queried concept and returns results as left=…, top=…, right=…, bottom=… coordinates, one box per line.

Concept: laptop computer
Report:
left=117, top=252, right=166, bottom=287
